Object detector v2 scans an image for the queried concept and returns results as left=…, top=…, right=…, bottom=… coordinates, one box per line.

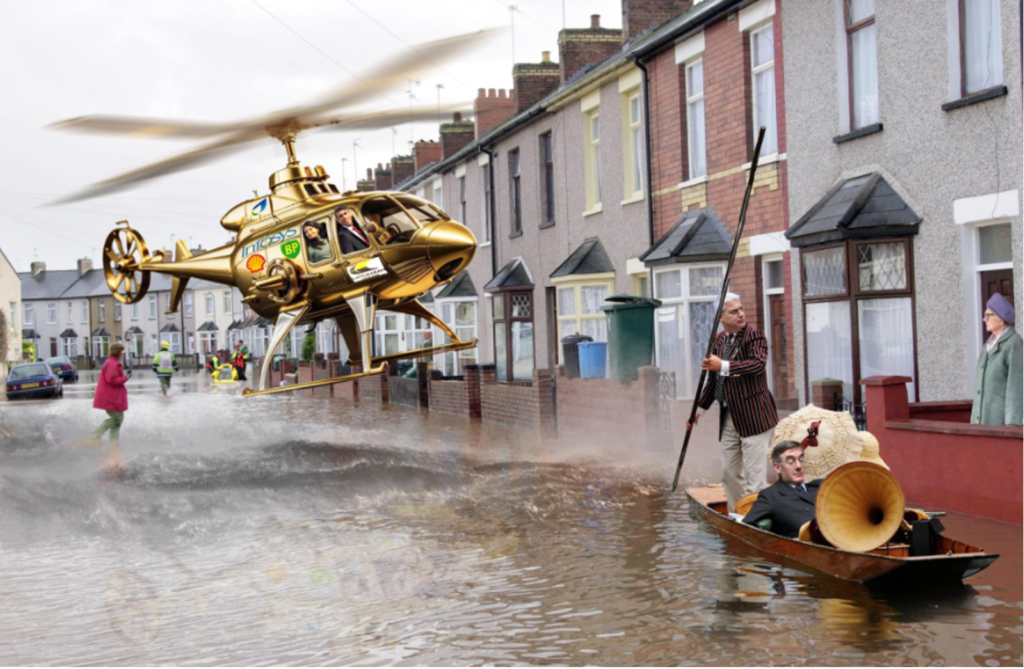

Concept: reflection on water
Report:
left=0, top=388, right=1020, bottom=665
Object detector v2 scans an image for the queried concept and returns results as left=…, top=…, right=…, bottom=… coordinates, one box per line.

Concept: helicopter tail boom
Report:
left=139, top=242, right=236, bottom=287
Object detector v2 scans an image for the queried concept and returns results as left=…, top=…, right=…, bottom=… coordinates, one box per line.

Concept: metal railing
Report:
left=833, top=392, right=867, bottom=430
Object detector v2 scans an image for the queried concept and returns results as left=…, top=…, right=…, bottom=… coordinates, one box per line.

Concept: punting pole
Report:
left=671, top=126, right=767, bottom=493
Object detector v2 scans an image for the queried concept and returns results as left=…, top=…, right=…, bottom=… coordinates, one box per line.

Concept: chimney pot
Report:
left=30, top=261, right=45, bottom=277
left=488, top=88, right=497, bottom=97
left=591, top=14, right=600, bottom=27
left=478, top=87, right=485, bottom=97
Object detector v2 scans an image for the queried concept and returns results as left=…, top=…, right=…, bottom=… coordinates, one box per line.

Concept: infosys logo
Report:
left=241, top=228, right=298, bottom=258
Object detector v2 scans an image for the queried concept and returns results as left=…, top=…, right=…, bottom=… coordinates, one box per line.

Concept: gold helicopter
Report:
left=50, top=30, right=490, bottom=397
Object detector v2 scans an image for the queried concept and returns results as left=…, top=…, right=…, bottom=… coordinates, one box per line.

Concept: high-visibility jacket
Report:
left=206, top=355, right=219, bottom=371
left=153, top=351, right=178, bottom=377
left=233, top=346, right=249, bottom=367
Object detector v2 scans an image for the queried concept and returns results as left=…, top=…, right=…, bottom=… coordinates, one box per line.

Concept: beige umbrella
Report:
left=771, top=404, right=865, bottom=481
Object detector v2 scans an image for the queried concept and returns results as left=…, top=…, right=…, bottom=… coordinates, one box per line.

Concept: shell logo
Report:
left=246, top=254, right=266, bottom=273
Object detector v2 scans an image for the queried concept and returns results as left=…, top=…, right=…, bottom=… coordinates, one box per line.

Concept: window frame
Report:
left=584, top=110, right=602, bottom=211
left=959, top=0, right=1004, bottom=97
left=205, top=292, right=215, bottom=316
left=481, top=163, right=492, bottom=244
left=845, top=0, right=878, bottom=130
left=491, top=289, right=535, bottom=382
left=47, top=303, right=56, bottom=325
left=539, top=132, right=555, bottom=226
left=148, top=295, right=157, bottom=320
left=24, top=303, right=33, bottom=326
left=81, top=300, right=88, bottom=324
left=114, top=302, right=121, bottom=322
left=434, top=297, right=479, bottom=376
left=685, top=59, right=707, bottom=180
left=508, top=149, right=522, bottom=237
left=652, top=263, right=726, bottom=398
left=98, top=300, right=105, bottom=323
left=184, top=292, right=194, bottom=318
left=223, top=290, right=231, bottom=313
left=553, top=277, right=614, bottom=345
left=749, top=23, right=778, bottom=156
left=458, top=175, right=467, bottom=228
left=623, top=91, right=644, bottom=199
left=800, top=237, right=918, bottom=405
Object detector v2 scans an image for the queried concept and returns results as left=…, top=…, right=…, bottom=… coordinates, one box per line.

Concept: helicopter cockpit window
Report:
left=301, top=219, right=334, bottom=265
left=359, top=195, right=424, bottom=245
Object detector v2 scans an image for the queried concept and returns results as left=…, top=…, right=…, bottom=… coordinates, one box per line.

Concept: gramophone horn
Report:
left=815, top=461, right=905, bottom=553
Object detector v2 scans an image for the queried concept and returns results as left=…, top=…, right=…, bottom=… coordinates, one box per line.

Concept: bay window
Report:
left=555, top=280, right=612, bottom=345
left=802, top=238, right=916, bottom=404
left=436, top=299, right=478, bottom=376
left=653, top=264, right=724, bottom=397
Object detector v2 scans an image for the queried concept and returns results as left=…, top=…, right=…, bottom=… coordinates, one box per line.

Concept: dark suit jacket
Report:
left=742, top=478, right=823, bottom=538
left=338, top=224, right=370, bottom=254
left=697, top=324, right=779, bottom=438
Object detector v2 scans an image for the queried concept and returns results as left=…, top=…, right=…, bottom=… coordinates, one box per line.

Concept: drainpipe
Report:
left=632, top=54, right=656, bottom=297
left=480, top=145, right=498, bottom=279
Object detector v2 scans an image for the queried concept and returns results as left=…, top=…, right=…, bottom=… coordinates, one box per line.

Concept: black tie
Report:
left=715, top=334, right=735, bottom=407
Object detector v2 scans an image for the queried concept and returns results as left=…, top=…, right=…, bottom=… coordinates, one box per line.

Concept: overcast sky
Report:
left=0, top=0, right=621, bottom=272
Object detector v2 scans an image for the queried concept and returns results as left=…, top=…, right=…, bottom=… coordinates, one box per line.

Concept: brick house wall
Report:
left=512, top=58, right=560, bottom=113
left=373, top=163, right=393, bottom=190
left=429, top=364, right=482, bottom=418
left=441, top=114, right=475, bottom=159
left=645, top=0, right=796, bottom=403
left=392, top=156, right=414, bottom=187
left=413, top=141, right=442, bottom=172
left=558, top=16, right=623, bottom=84
left=479, top=365, right=555, bottom=435
left=622, top=0, right=692, bottom=41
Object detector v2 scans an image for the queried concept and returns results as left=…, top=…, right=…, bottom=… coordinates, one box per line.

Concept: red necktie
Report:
left=350, top=226, right=368, bottom=244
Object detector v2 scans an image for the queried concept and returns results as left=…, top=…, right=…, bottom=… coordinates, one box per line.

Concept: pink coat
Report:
left=93, top=355, right=129, bottom=412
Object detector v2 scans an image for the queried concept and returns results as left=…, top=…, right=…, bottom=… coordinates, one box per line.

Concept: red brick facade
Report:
left=474, top=88, right=515, bottom=138
left=556, top=366, right=671, bottom=450
left=429, top=364, right=483, bottom=418
left=479, top=366, right=555, bottom=436
left=558, top=17, right=623, bottom=85
left=645, top=1, right=795, bottom=402
left=622, top=0, right=692, bottom=41
left=512, top=58, right=560, bottom=114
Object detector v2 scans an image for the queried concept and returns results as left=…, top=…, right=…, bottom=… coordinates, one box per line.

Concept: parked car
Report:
left=6, top=362, right=63, bottom=400
left=47, top=356, right=79, bottom=382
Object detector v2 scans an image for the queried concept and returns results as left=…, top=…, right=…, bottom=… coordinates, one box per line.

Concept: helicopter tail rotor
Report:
left=103, top=221, right=155, bottom=304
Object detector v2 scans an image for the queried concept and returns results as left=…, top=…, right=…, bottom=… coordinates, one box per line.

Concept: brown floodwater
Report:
left=0, top=374, right=1020, bottom=665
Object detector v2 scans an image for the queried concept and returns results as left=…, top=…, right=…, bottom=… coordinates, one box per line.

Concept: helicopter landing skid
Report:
left=241, top=363, right=387, bottom=398
left=347, top=338, right=479, bottom=368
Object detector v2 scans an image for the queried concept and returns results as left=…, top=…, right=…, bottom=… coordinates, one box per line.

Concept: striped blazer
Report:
left=697, top=324, right=779, bottom=438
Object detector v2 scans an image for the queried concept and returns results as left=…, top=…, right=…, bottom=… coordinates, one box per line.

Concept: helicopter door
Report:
left=358, top=195, right=430, bottom=247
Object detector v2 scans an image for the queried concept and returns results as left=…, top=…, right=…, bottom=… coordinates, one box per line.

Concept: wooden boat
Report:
left=687, top=486, right=999, bottom=585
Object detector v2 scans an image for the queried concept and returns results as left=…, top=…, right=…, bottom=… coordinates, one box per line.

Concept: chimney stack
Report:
left=474, top=88, right=515, bottom=138
left=391, top=155, right=415, bottom=186
left=622, top=0, right=692, bottom=42
left=558, top=15, right=623, bottom=85
left=356, top=168, right=375, bottom=192
left=77, top=257, right=93, bottom=276
left=30, top=261, right=45, bottom=277
left=413, top=139, right=442, bottom=172
left=374, top=162, right=393, bottom=190
left=512, top=51, right=561, bottom=114
left=440, top=112, right=475, bottom=159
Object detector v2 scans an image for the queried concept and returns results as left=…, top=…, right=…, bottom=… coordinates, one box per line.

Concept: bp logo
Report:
left=246, top=254, right=266, bottom=273
left=281, top=239, right=301, bottom=260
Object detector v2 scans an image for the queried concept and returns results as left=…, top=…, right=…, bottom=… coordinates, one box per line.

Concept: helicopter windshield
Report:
left=359, top=195, right=434, bottom=245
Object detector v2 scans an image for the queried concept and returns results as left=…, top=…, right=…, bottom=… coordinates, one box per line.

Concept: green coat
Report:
left=971, top=328, right=1023, bottom=427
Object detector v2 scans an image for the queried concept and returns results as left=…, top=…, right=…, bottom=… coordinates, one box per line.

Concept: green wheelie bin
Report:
left=600, top=295, right=662, bottom=382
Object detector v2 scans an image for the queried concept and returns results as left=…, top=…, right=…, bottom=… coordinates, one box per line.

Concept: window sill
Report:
left=582, top=204, right=604, bottom=218
left=742, top=152, right=786, bottom=170
left=508, top=231, right=523, bottom=239
left=678, top=175, right=708, bottom=189
left=942, top=85, right=1008, bottom=111
left=620, top=194, right=645, bottom=206
left=833, top=123, right=883, bottom=144
left=539, top=221, right=556, bottom=229
left=479, top=241, right=492, bottom=248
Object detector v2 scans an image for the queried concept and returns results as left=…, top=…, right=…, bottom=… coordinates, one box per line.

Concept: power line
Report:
left=248, top=0, right=403, bottom=108
left=343, top=0, right=478, bottom=94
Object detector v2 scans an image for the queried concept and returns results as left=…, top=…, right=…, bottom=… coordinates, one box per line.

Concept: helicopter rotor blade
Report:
left=47, top=116, right=236, bottom=139
left=51, top=129, right=261, bottom=204
left=308, top=102, right=473, bottom=131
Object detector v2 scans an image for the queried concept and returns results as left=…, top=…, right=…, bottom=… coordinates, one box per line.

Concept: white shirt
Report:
left=986, top=328, right=1005, bottom=353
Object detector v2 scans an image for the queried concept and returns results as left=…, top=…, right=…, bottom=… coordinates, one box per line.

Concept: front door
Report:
left=769, top=294, right=791, bottom=399
left=50, top=338, right=58, bottom=357
left=981, top=269, right=1014, bottom=341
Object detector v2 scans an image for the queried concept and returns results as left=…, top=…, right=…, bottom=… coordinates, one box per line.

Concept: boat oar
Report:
left=671, top=126, right=766, bottom=493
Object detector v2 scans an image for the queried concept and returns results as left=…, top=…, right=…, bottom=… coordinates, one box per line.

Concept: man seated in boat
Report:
left=742, top=441, right=824, bottom=538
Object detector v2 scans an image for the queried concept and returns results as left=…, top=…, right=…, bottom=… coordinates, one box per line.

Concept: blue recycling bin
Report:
left=578, top=341, right=608, bottom=379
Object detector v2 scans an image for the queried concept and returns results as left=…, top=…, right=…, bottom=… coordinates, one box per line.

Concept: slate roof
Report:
left=551, top=238, right=614, bottom=278
left=198, top=321, right=218, bottom=332
left=22, top=328, right=38, bottom=340
left=127, top=326, right=144, bottom=335
left=61, top=269, right=108, bottom=298
left=59, top=328, right=78, bottom=338
left=19, top=269, right=81, bottom=301
left=641, top=208, right=733, bottom=267
left=159, top=323, right=180, bottom=333
left=436, top=271, right=478, bottom=298
left=484, top=257, right=534, bottom=291
left=91, top=327, right=110, bottom=337
left=785, top=173, right=921, bottom=248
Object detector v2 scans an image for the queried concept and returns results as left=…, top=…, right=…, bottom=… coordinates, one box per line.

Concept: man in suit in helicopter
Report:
left=335, top=205, right=370, bottom=254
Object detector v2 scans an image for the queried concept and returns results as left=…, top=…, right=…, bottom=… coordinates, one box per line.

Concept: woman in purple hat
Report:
left=971, top=293, right=1022, bottom=427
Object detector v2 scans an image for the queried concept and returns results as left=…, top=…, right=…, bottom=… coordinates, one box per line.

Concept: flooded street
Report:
left=0, top=373, right=1021, bottom=666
